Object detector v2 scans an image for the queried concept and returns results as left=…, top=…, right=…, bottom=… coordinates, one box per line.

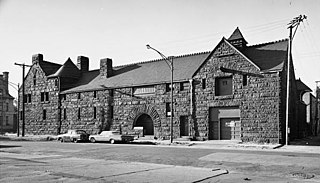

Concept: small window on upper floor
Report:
left=78, top=108, right=81, bottom=120
left=93, top=107, right=97, bottom=119
left=180, top=82, right=189, bottom=91
left=33, top=71, right=37, bottom=86
left=166, top=102, right=172, bottom=117
left=41, top=92, right=49, bottom=102
left=63, top=108, right=67, bottom=120
left=215, top=76, right=233, bottom=96
left=78, top=93, right=81, bottom=99
left=54, top=79, right=58, bottom=87
left=202, top=79, right=206, bottom=89
left=166, top=83, right=173, bottom=92
left=43, top=109, right=47, bottom=120
left=93, top=91, right=97, bottom=98
left=243, top=75, right=248, bottom=86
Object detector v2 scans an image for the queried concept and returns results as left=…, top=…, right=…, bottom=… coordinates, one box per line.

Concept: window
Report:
left=93, top=91, right=97, bottom=98
left=33, top=73, right=36, bottom=86
left=110, top=106, right=114, bottom=119
left=6, top=103, right=9, bottom=111
left=133, top=86, right=155, bottom=96
left=41, top=92, right=49, bottom=102
left=202, top=79, right=206, bottom=89
left=5, top=116, right=9, bottom=126
left=78, top=108, right=81, bottom=119
left=243, top=75, right=248, bottom=86
left=180, top=82, right=189, bottom=91
left=78, top=93, right=81, bottom=99
left=166, top=102, right=172, bottom=117
left=166, top=83, right=173, bottom=92
left=54, top=79, right=58, bottom=87
left=27, top=94, right=31, bottom=103
left=215, top=77, right=233, bottom=96
left=63, top=108, right=67, bottom=120
left=43, top=110, right=47, bottom=120
left=93, top=107, right=97, bottom=119
left=23, top=94, right=28, bottom=103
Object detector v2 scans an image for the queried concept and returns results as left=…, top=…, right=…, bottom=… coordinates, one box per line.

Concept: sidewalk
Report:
left=1, top=133, right=320, bottom=154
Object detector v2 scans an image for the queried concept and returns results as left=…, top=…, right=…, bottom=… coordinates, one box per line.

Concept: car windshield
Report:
left=112, top=132, right=120, bottom=135
left=76, top=130, right=86, bottom=134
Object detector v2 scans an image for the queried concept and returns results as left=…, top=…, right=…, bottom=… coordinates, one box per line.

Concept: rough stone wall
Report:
left=61, top=89, right=113, bottom=135
left=111, top=83, right=191, bottom=139
left=193, top=41, right=281, bottom=143
left=20, top=65, right=59, bottom=135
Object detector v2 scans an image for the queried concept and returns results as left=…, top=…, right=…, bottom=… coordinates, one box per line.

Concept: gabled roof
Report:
left=48, top=58, right=81, bottom=78
left=296, top=79, right=312, bottom=92
left=228, top=27, right=248, bottom=44
left=61, top=52, right=210, bottom=93
left=39, top=60, right=62, bottom=76
left=241, top=39, right=288, bottom=72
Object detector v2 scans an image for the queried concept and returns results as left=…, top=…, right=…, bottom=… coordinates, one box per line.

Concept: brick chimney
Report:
left=77, top=56, right=89, bottom=72
left=100, top=58, right=113, bottom=78
left=2, top=71, right=9, bottom=94
left=32, top=54, right=43, bottom=65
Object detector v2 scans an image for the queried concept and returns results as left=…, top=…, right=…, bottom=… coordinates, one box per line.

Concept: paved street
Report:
left=1, top=140, right=320, bottom=182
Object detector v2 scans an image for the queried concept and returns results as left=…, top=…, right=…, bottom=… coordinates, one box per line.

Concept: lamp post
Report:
left=146, top=44, right=174, bottom=143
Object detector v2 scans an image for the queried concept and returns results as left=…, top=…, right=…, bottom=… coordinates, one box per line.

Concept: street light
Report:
left=146, top=44, right=174, bottom=143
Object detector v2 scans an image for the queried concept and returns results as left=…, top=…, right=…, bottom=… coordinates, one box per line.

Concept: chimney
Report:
left=77, top=56, right=89, bottom=72
left=32, top=54, right=43, bottom=65
left=100, top=58, right=113, bottom=78
left=2, top=72, right=9, bottom=94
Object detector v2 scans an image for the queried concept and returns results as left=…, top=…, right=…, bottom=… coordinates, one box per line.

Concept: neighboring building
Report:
left=0, top=72, right=16, bottom=133
left=20, top=28, right=309, bottom=144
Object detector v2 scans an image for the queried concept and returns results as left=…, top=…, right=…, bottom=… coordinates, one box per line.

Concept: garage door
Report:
left=220, top=118, right=241, bottom=140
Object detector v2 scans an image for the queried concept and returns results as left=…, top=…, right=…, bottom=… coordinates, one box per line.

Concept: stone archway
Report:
left=128, top=105, right=161, bottom=136
left=134, top=113, right=154, bottom=135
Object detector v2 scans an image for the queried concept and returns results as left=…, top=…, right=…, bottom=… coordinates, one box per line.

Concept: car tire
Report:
left=73, top=139, right=78, bottom=143
left=59, top=138, right=64, bottom=143
left=110, top=139, right=115, bottom=144
left=90, top=137, right=96, bottom=143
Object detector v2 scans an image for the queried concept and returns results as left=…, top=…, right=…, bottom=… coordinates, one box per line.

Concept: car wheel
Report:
left=110, top=139, right=115, bottom=144
left=59, top=138, right=64, bottom=143
left=73, top=139, right=78, bottom=143
left=90, top=137, right=96, bottom=143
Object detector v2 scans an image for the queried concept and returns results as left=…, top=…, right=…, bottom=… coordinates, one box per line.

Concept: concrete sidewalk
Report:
left=1, top=134, right=320, bottom=154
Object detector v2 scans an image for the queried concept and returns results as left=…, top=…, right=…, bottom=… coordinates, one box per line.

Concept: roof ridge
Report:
left=42, top=60, right=62, bottom=66
left=113, top=51, right=211, bottom=68
left=247, top=38, right=288, bottom=47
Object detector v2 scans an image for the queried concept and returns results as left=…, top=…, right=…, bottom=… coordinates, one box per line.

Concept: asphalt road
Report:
left=1, top=140, right=320, bottom=182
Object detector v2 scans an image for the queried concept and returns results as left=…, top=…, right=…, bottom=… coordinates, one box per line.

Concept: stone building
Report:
left=0, top=72, right=16, bottom=133
left=19, top=28, right=309, bottom=144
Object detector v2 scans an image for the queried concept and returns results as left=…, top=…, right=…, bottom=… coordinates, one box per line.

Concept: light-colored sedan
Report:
left=89, top=131, right=134, bottom=144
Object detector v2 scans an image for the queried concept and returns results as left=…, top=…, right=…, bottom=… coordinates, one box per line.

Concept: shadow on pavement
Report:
left=290, top=135, right=320, bottom=146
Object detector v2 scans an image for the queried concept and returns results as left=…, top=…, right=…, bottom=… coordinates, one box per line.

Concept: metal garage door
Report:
left=220, top=118, right=241, bottom=140
left=209, top=107, right=241, bottom=140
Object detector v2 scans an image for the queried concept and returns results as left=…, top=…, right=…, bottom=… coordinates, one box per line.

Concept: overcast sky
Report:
left=1, top=0, right=319, bottom=99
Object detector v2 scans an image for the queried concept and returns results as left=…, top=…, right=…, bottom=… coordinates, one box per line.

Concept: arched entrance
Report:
left=134, top=114, right=154, bottom=135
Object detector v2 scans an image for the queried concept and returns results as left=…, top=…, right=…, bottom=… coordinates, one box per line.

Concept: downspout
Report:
left=189, top=79, right=193, bottom=137
left=57, top=77, right=61, bottom=134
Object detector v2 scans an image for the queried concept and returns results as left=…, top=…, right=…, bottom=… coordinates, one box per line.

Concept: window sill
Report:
left=214, top=95, right=233, bottom=100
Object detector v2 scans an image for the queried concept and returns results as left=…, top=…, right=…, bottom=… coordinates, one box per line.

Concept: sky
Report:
left=1, top=0, right=319, bottom=99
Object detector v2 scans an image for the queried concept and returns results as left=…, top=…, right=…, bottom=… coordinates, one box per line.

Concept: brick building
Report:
left=19, top=28, right=309, bottom=144
left=0, top=72, right=17, bottom=133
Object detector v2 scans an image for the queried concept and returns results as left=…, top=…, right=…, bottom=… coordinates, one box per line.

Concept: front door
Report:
left=180, top=116, right=189, bottom=136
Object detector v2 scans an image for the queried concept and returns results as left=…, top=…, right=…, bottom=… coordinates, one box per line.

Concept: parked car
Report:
left=89, top=131, right=134, bottom=144
left=57, top=130, right=89, bottom=143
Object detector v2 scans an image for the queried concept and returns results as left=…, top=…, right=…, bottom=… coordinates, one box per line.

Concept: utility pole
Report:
left=286, top=15, right=307, bottom=145
left=17, top=83, right=20, bottom=137
left=14, top=63, right=32, bottom=137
